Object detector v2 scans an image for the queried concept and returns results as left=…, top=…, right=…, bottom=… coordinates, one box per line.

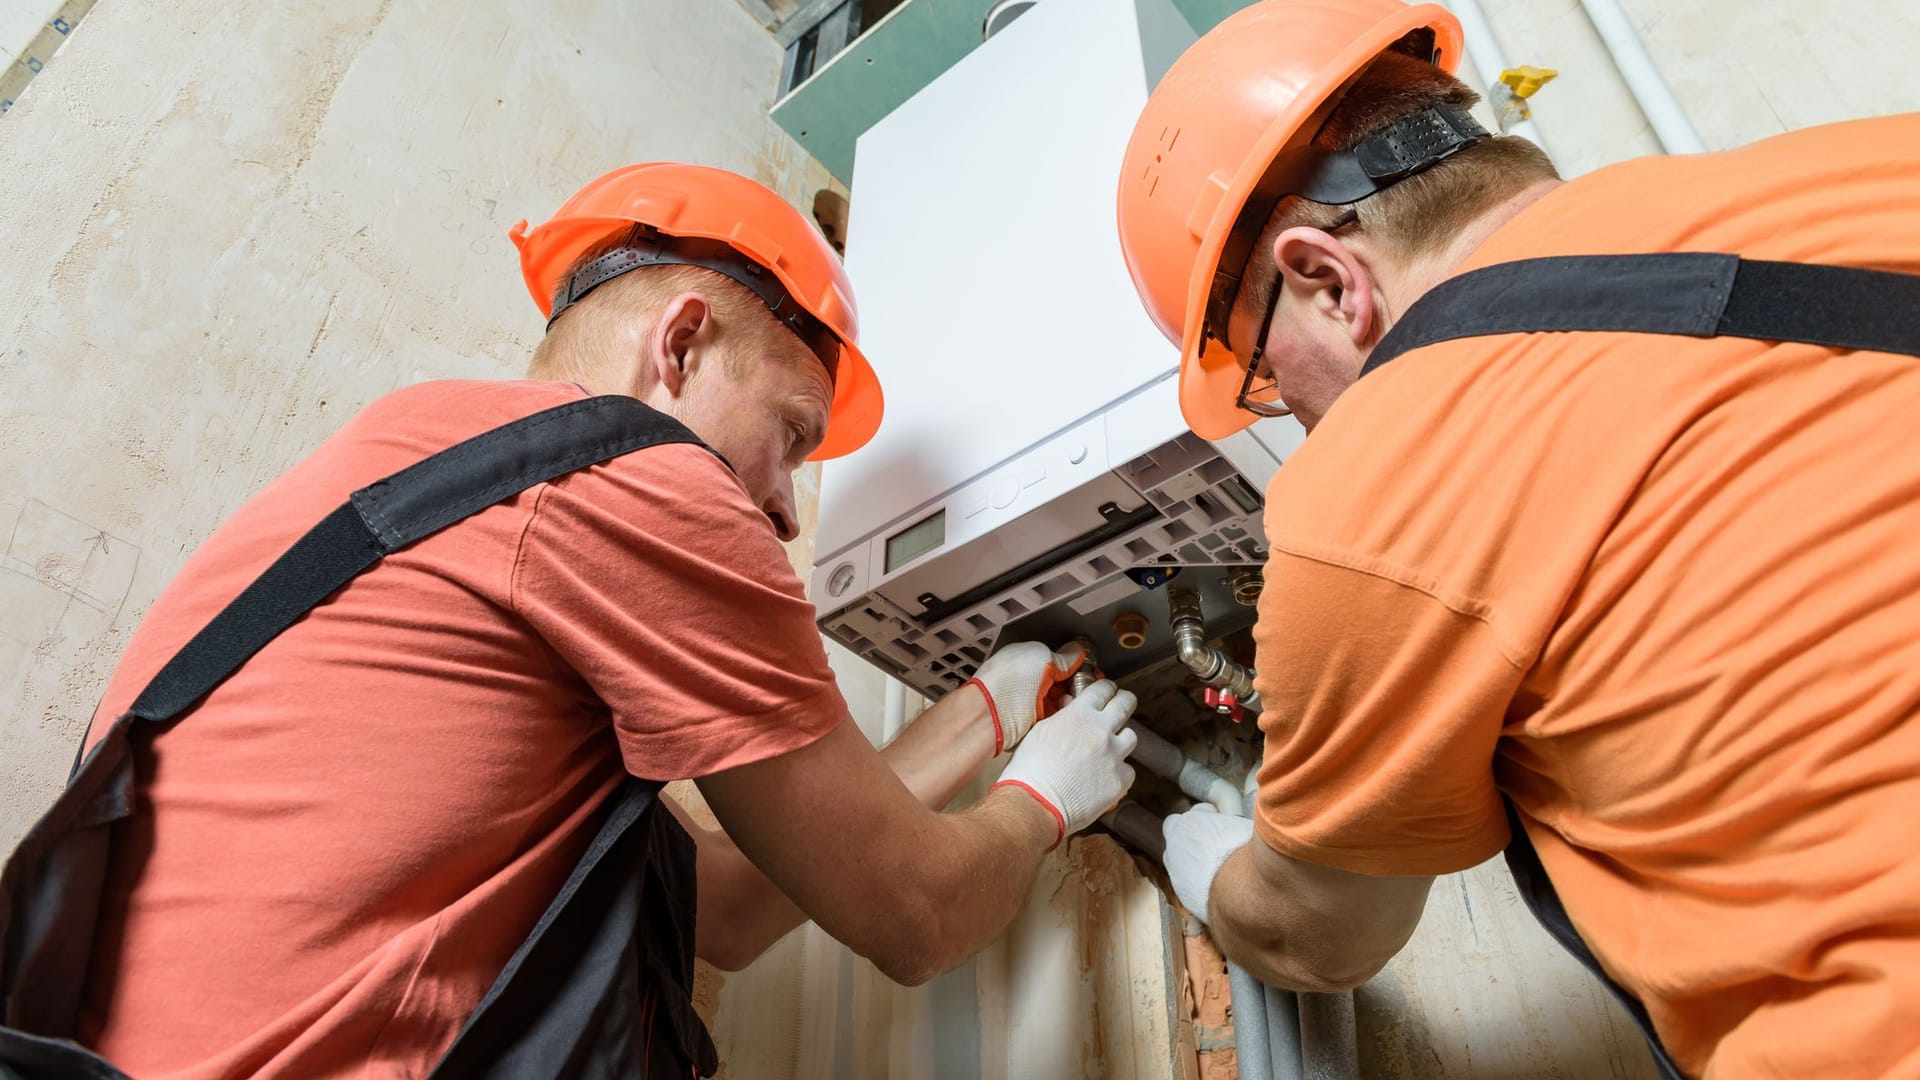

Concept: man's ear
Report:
left=1272, top=227, right=1378, bottom=348
left=646, top=292, right=714, bottom=399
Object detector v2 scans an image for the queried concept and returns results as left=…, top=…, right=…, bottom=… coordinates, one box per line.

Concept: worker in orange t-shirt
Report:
left=1121, top=2, right=1920, bottom=1076
left=0, top=165, right=1139, bottom=1078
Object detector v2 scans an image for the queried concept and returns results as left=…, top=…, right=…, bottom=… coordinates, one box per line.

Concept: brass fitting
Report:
left=1112, top=611, right=1150, bottom=650
left=1228, top=566, right=1264, bottom=607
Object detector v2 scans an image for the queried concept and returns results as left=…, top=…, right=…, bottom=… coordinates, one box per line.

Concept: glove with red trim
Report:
left=991, top=680, right=1138, bottom=850
left=966, top=641, right=1086, bottom=755
left=1161, top=804, right=1254, bottom=924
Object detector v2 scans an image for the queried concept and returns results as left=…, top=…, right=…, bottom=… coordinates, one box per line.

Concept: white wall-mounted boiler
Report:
left=810, top=0, right=1306, bottom=699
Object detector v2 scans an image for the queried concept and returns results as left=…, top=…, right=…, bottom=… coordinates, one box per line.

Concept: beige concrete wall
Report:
left=0, top=0, right=838, bottom=854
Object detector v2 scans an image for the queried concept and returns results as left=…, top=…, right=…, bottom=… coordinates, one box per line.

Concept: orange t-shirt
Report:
left=77, top=379, right=845, bottom=1078
left=1251, top=113, right=1920, bottom=1078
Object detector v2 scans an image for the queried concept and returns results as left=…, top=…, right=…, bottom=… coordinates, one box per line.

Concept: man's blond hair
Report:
left=528, top=238, right=792, bottom=385
left=1237, top=51, right=1559, bottom=320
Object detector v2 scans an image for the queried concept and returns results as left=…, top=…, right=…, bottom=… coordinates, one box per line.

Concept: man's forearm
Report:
left=1206, top=844, right=1313, bottom=987
left=881, top=682, right=1005, bottom=798
left=1205, top=840, right=1433, bottom=993
left=692, top=687, right=1000, bottom=969
left=865, top=782, right=1057, bottom=985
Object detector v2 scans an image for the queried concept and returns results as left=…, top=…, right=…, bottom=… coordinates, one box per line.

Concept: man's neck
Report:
left=1378, top=179, right=1563, bottom=321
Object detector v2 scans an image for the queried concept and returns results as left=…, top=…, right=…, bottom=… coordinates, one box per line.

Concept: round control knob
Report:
left=990, top=474, right=1020, bottom=509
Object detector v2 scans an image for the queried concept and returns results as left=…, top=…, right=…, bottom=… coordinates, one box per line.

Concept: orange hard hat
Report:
left=1115, top=0, right=1464, bottom=439
left=511, top=163, right=882, bottom=460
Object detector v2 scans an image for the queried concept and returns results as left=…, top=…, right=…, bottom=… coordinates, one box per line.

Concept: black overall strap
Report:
left=1360, top=253, right=1920, bottom=377
left=128, top=395, right=715, bottom=724
left=427, top=779, right=718, bottom=1078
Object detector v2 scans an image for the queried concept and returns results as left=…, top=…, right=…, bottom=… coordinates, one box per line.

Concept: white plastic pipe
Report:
left=1443, top=0, right=1552, bottom=159
left=1578, top=0, right=1705, bottom=154
left=882, top=676, right=908, bottom=744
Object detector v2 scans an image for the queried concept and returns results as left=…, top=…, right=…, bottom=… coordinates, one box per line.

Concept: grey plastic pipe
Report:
left=1230, top=963, right=1278, bottom=1080
left=1266, top=984, right=1305, bottom=1080
left=1126, top=720, right=1245, bottom=817
left=1104, top=791, right=1298, bottom=1080
left=1298, top=990, right=1359, bottom=1080
left=1100, top=801, right=1166, bottom=861
left=1167, top=588, right=1262, bottom=713
left=1578, top=0, right=1705, bottom=154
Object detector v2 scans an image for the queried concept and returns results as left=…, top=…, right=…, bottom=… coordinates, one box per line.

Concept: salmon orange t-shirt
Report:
left=1251, top=113, right=1920, bottom=1077
left=77, top=379, right=846, bottom=1078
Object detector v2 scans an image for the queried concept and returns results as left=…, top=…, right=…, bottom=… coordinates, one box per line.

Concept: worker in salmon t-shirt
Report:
left=1124, top=2, right=1920, bottom=1076
left=1, top=163, right=1140, bottom=1080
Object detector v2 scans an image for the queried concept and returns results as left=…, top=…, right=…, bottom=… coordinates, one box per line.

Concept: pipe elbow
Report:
left=1202, top=776, right=1246, bottom=818
left=1172, top=632, right=1214, bottom=675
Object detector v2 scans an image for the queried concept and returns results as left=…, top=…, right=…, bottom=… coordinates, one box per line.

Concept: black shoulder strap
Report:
left=128, top=395, right=715, bottom=724
left=1360, top=253, right=1920, bottom=377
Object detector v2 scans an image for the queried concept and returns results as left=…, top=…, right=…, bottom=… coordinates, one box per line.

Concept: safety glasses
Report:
left=1233, top=208, right=1360, bottom=420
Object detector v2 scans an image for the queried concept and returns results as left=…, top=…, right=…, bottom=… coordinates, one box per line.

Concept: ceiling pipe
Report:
left=1577, top=0, right=1705, bottom=153
left=1442, top=0, right=1553, bottom=158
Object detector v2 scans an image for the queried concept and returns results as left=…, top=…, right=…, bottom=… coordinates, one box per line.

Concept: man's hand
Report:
left=1161, top=804, right=1254, bottom=922
left=991, top=680, right=1138, bottom=848
left=967, top=641, right=1086, bottom=753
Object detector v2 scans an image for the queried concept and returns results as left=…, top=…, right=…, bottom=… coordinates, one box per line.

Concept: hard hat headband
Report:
left=548, top=227, right=842, bottom=384
left=1206, top=101, right=1490, bottom=351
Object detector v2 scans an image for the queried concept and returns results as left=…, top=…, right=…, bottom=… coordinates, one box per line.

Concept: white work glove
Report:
left=967, top=640, right=1086, bottom=753
left=992, top=680, right=1138, bottom=849
left=1161, top=804, right=1255, bottom=924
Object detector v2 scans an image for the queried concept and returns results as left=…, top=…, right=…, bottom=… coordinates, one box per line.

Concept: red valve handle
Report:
left=1203, top=687, right=1245, bottom=723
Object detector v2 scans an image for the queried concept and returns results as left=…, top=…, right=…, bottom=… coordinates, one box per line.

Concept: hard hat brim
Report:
left=811, top=338, right=882, bottom=460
